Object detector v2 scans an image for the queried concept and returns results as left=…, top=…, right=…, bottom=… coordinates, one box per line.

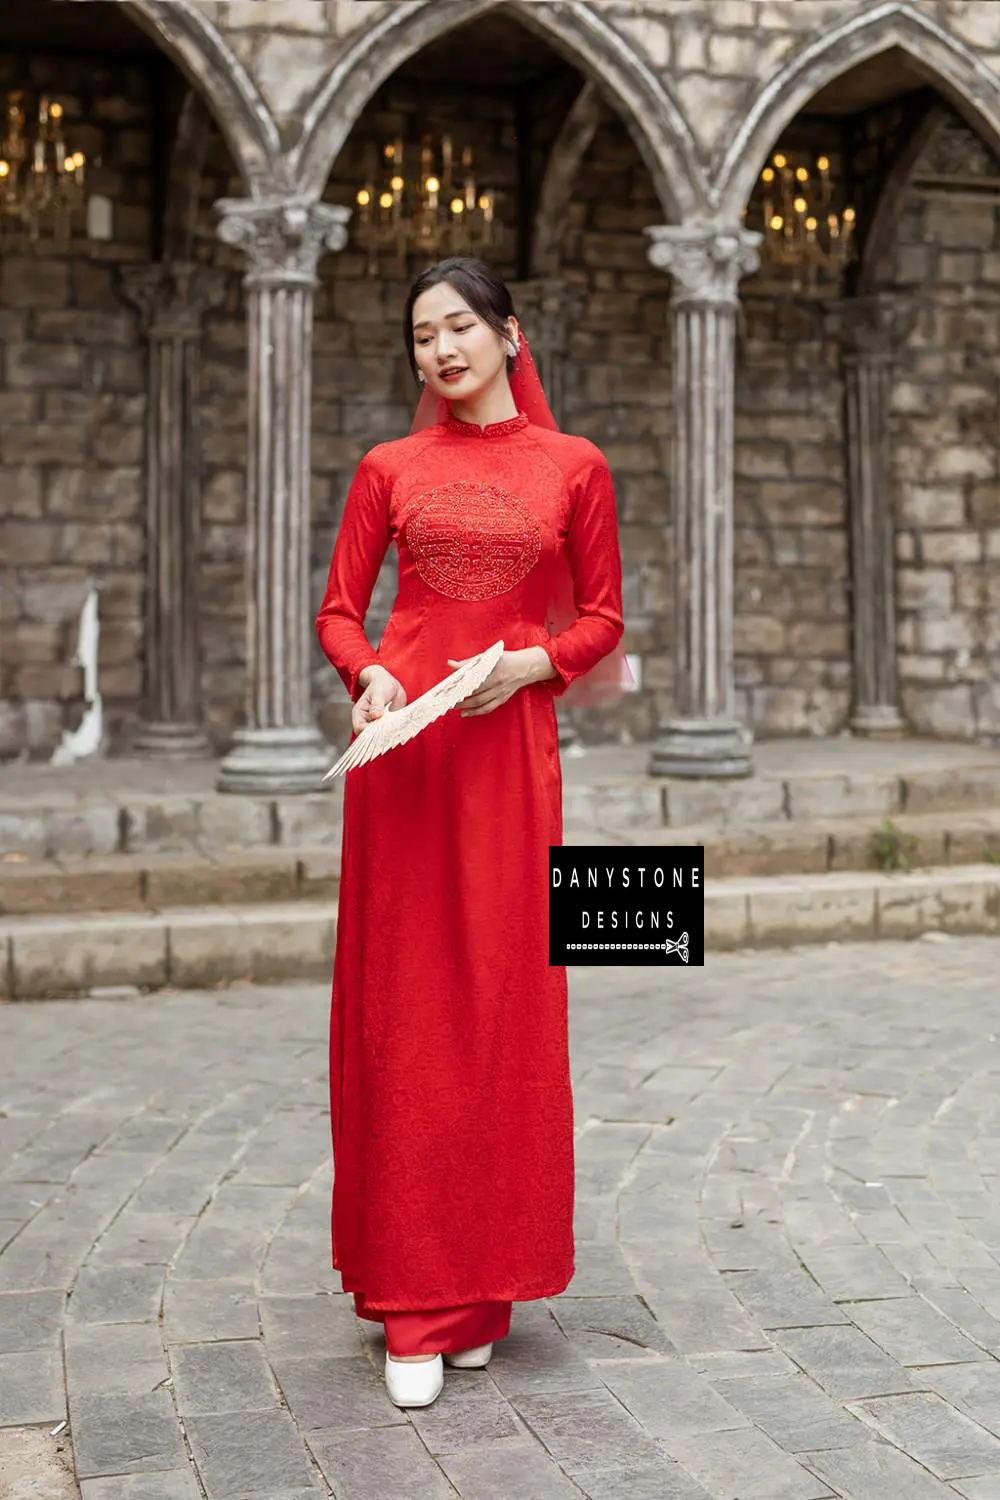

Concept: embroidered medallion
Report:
left=406, top=480, right=541, bottom=601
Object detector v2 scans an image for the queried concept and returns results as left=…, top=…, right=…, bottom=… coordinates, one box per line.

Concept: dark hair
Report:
left=402, top=257, right=516, bottom=379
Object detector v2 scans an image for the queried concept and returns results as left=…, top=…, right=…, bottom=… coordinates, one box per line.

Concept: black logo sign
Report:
left=549, top=846, right=704, bottom=966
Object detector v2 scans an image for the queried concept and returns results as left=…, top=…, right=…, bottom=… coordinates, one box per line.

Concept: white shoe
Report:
left=443, top=1342, right=493, bottom=1369
left=384, top=1353, right=444, bottom=1407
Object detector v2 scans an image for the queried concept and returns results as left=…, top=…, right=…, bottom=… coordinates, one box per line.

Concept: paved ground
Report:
left=3, top=941, right=1000, bottom=1500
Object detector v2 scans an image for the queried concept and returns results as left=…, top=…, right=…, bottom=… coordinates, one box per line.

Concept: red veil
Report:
left=409, top=334, right=633, bottom=707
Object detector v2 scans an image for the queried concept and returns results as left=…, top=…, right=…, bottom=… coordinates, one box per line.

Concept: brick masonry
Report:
left=3, top=1, right=1000, bottom=758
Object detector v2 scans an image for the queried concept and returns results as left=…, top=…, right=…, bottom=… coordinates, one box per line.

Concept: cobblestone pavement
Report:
left=3, top=941, right=1000, bottom=1500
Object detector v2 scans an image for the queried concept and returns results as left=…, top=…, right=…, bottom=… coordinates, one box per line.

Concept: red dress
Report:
left=315, top=410, right=624, bottom=1347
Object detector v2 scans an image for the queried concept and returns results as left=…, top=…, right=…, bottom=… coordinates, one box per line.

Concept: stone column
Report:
left=122, top=261, right=226, bottom=758
left=645, top=223, right=761, bottom=778
left=213, top=198, right=350, bottom=794
left=826, top=292, right=916, bottom=738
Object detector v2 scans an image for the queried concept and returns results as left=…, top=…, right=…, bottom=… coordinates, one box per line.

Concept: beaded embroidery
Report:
left=443, top=412, right=529, bottom=439
left=405, top=480, right=542, bottom=601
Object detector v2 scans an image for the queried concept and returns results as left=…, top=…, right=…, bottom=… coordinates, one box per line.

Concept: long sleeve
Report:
left=541, top=452, right=625, bottom=697
left=316, top=453, right=391, bottom=700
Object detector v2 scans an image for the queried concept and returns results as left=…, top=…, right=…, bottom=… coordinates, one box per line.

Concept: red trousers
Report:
left=353, top=1292, right=512, bottom=1357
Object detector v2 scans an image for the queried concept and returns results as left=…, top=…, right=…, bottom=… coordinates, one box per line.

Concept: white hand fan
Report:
left=323, top=639, right=506, bottom=780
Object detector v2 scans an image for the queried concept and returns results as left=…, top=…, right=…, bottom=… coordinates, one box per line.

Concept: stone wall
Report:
left=191, top=139, right=248, bottom=749
left=733, top=296, right=850, bottom=736
left=557, top=113, right=671, bottom=746
left=0, top=51, right=152, bottom=758
left=887, top=120, right=1000, bottom=739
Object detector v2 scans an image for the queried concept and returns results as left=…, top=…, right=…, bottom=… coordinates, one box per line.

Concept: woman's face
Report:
left=411, top=282, right=515, bottom=403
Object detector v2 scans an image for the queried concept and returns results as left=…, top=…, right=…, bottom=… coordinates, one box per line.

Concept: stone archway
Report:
left=288, top=0, right=706, bottom=220
left=713, top=0, right=1000, bottom=222
left=123, top=0, right=285, bottom=195
left=714, top=1, right=1000, bottom=744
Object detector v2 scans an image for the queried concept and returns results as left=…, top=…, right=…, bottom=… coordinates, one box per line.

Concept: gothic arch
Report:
left=713, top=1, right=1000, bottom=222
left=289, top=0, right=706, bottom=220
left=123, top=0, right=286, bottom=194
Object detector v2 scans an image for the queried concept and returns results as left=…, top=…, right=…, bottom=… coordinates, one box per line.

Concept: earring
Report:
left=506, top=337, right=520, bottom=358
left=417, top=370, right=426, bottom=384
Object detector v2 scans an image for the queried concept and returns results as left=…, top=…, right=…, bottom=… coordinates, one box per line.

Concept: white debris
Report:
left=50, top=584, right=103, bottom=765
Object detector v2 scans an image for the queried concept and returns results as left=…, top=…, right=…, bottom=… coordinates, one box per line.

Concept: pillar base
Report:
left=216, top=726, right=332, bottom=795
left=648, top=719, right=754, bottom=779
left=850, top=704, right=906, bottom=739
left=132, top=721, right=213, bottom=759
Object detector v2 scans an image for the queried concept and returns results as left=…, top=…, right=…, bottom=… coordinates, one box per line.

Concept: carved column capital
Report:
left=824, top=290, right=919, bottom=362
left=215, top=197, right=350, bottom=289
left=121, top=261, right=228, bottom=340
left=645, top=222, right=761, bottom=309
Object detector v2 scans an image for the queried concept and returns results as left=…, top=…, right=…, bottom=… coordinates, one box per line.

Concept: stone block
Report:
left=705, top=887, right=750, bottom=950
left=0, top=1346, right=64, bottom=1425
left=68, top=1265, right=165, bottom=1325
left=40, top=805, right=122, bottom=858
left=311, top=1425, right=456, bottom=1500
left=274, top=793, right=342, bottom=846
left=897, top=567, right=955, bottom=613
left=877, top=870, right=1000, bottom=940
left=664, top=778, right=785, bottom=829
left=196, top=796, right=273, bottom=850
left=851, top=1391, right=1000, bottom=1480
left=6, top=343, right=86, bottom=392
left=0, top=257, right=69, bottom=307
left=297, top=848, right=341, bottom=898
left=773, top=1324, right=914, bottom=1400
left=682, top=1427, right=841, bottom=1499
left=746, top=874, right=877, bottom=946
left=64, top=1321, right=168, bottom=1397
left=918, top=615, right=976, bottom=652
left=0, top=1290, right=65, bottom=1353
left=0, top=857, right=145, bottom=916
left=166, top=907, right=335, bottom=988
left=0, top=465, right=43, bottom=516
left=902, top=684, right=976, bottom=737
left=737, top=616, right=786, bottom=654
left=162, top=1280, right=259, bottom=1345
left=146, top=851, right=297, bottom=909
left=904, top=767, right=1000, bottom=814
left=185, top=1410, right=318, bottom=1496
left=258, top=1293, right=358, bottom=1359
left=786, top=775, right=900, bottom=821
left=172, top=1341, right=278, bottom=1416
left=9, top=914, right=168, bottom=998
left=70, top=1391, right=187, bottom=1480
left=80, top=1476, right=202, bottom=1500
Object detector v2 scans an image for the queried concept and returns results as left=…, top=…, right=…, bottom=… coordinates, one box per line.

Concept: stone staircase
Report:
left=2, top=738, right=999, bottom=997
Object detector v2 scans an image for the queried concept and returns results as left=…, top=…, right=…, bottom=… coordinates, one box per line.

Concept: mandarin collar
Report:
left=442, top=410, right=529, bottom=439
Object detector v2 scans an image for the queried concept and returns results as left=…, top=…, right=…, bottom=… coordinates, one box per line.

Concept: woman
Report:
left=315, top=257, right=625, bottom=1409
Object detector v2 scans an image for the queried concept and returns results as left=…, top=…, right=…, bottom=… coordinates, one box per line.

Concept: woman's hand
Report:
left=353, top=665, right=407, bottom=735
left=448, top=647, right=555, bottom=718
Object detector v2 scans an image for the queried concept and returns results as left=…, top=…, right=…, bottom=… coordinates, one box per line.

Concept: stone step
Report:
left=4, top=810, right=1000, bottom=917
left=0, top=848, right=340, bottom=917
left=3, top=747, right=1000, bottom=856
left=563, top=760, right=1000, bottom=830
left=3, top=865, right=998, bottom=998
left=568, top=808, right=1000, bottom=877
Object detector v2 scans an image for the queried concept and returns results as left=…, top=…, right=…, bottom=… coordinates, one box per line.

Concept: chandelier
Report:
left=0, top=92, right=86, bottom=246
left=353, top=136, right=500, bottom=272
left=756, top=151, right=856, bottom=286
